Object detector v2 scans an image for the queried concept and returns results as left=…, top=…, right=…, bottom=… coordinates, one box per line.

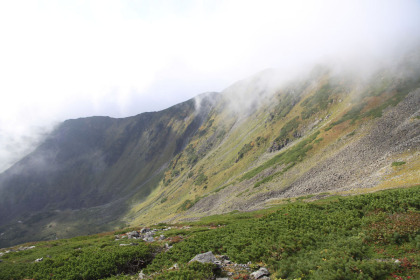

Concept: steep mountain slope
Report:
left=128, top=65, right=420, bottom=226
left=1, top=59, right=419, bottom=247
left=0, top=95, right=219, bottom=247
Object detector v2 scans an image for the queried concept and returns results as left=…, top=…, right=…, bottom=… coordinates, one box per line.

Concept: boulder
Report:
left=250, top=267, right=270, bottom=279
left=119, top=243, right=138, bottom=246
left=140, top=228, right=150, bottom=234
left=138, top=270, right=146, bottom=279
left=169, top=263, right=179, bottom=270
left=164, top=243, right=173, bottom=250
left=189, top=251, right=218, bottom=264
left=218, top=255, right=231, bottom=264
left=18, top=246, right=36, bottom=251
left=143, top=237, right=154, bottom=242
left=219, top=255, right=229, bottom=260
left=144, top=232, right=154, bottom=238
left=127, top=231, right=140, bottom=239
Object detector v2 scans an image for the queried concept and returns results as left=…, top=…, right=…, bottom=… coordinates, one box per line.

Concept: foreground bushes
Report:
left=0, top=240, right=153, bottom=280
left=1, top=186, right=419, bottom=279
left=145, top=186, right=420, bottom=279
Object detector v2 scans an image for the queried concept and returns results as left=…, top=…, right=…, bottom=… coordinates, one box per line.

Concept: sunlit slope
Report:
left=129, top=67, right=420, bottom=226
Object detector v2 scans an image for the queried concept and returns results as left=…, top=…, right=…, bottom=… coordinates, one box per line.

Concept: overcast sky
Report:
left=0, top=0, right=420, bottom=172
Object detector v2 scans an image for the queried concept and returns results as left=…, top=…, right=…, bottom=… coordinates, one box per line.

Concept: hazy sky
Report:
left=1, top=0, right=420, bottom=172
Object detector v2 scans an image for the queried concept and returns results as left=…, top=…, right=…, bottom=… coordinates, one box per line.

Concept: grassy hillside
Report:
left=127, top=68, right=420, bottom=227
left=1, top=186, right=418, bottom=279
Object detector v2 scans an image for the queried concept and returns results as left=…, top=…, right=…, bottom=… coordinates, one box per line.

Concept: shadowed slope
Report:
left=0, top=93, right=219, bottom=247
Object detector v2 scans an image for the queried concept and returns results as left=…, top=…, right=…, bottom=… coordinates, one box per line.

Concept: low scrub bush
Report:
left=392, top=161, right=406, bottom=167
left=1, top=186, right=419, bottom=279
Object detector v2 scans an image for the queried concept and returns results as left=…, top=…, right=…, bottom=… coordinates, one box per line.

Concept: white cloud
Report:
left=0, top=0, right=419, bottom=171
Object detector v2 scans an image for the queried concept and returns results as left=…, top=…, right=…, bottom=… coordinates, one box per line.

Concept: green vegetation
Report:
left=0, top=235, right=154, bottom=280
left=272, top=92, right=301, bottom=120
left=328, top=77, right=420, bottom=131
left=301, top=83, right=334, bottom=119
left=255, top=136, right=267, bottom=147
left=363, top=77, right=420, bottom=119
left=237, top=142, right=253, bottom=161
left=163, top=178, right=172, bottom=186
left=252, top=132, right=322, bottom=189
left=253, top=162, right=294, bottom=188
left=363, top=90, right=409, bottom=119
left=237, top=136, right=267, bottom=162
left=1, top=186, right=419, bottom=279
left=152, top=262, right=219, bottom=280
left=213, top=183, right=232, bottom=193
left=146, top=186, right=420, bottom=279
left=185, top=144, right=199, bottom=166
left=314, top=137, right=323, bottom=144
left=346, top=131, right=356, bottom=137
left=275, top=116, right=300, bottom=142
left=241, top=131, right=320, bottom=182
left=171, top=169, right=180, bottom=177
left=329, top=103, right=365, bottom=128
left=392, top=161, right=406, bottom=167
left=178, top=197, right=201, bottom=211
left=363, top=75, right=392, bottom=97
left=194, top=172, right=208, bottom=186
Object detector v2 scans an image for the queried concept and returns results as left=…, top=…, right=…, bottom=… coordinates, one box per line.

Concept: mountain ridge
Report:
left=0, top=94, right=219, bottom=246
left=0, top=62, right=419, bottom=247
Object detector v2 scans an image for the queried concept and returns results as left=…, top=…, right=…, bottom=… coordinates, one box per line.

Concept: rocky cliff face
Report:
left=0, top=62, right=419, bottom=247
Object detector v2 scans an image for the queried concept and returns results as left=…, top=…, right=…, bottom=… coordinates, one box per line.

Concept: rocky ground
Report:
left=116, top=228, right=271, bottom=280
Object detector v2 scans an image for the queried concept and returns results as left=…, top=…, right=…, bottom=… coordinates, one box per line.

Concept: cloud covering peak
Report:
left=0, top=0, right=420, bottom=172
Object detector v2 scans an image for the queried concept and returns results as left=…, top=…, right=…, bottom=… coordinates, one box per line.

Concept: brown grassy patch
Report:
left=365, top=211, right=420, bottom=244
left=168, top=235, right=183, bottom=245
left=361, top=92, right=393, bottom=112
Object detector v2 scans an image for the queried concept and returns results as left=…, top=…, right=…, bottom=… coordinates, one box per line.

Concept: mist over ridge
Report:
left=1, top=0, right=420, bottom=172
